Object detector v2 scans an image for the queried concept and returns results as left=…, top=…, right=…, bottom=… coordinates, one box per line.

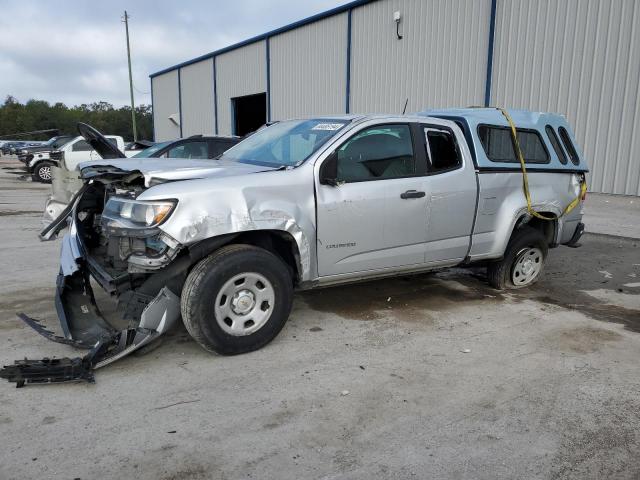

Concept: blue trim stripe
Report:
left=149, top=0, right=378, bottom=78
left=345, top=9, right=352, bottom=114
left=177, top=69, right=183, bottom=137
left=150, top=77, right=155, bottom=141
left=266, top=37, right=271, bottom=122
left=213, top=57, right=219, bottom=135
left=484, top=0, right=497, bottom=107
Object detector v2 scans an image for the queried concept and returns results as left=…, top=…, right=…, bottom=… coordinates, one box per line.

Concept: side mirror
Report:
left=319, top=151, right=340, bottom=186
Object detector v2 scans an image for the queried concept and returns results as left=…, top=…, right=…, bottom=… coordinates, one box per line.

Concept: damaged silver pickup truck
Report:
left=1, top=108, right=588, bottom=386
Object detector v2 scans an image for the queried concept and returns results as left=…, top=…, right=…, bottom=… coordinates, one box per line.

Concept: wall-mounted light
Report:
left=394, top=11, right=403, bottom=39
left=168, top=113, right=181, bottom=126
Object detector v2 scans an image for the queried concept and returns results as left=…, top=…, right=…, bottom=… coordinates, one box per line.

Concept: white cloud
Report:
left=0, top=0, right=345, bottom=107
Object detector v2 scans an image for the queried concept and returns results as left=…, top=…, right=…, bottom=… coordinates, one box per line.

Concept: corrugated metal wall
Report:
left=180, top=59, right=215, bottom=137
left=150, top=0, right=640, bottom=195
left=151, top=70, right=180, bottom=141
left=215, top=41, right=267, bottom=136
left=491, top=0, right=640, bottom=196
left=349, top=0, right=491, bottom=113
left=270, top=13, right=348, bottom=120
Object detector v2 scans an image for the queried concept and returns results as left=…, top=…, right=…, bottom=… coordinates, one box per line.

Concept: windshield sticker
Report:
left=312, top=123, right=344, bottom=131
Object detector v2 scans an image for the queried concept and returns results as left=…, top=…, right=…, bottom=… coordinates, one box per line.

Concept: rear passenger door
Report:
left=316, top=123, right=430, bottom=276
left=420, top=123, right=477, bottom=263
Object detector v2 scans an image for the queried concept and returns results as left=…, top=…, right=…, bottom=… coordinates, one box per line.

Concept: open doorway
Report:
left=232, top=93, right=267, bottom=136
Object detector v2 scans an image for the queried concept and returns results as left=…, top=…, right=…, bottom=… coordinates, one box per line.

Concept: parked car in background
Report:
left=1, top=141, right=28, bottom=155
left=132, top=135, right=240, bottom=159
left=0, top=140, right=20, bottom=152
left=18, top=135, right=75, bottom=163
left=43, top=132, right=240, bottom=221
left=18, top=135, right=74, bottom=164
left=125, top=140, right=156, bottom=152
left=2, top=141, right=44, bottom=156
left=31, top=134, right=133, bottom=183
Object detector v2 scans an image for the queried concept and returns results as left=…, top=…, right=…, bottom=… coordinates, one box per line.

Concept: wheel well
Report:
left=32, top=159, right=53, bottom=170
left=186, top=230, right=302, bottom=285
left=515, top=213, right=557, bottom=246
left=234, top=231, right=301, bottom=284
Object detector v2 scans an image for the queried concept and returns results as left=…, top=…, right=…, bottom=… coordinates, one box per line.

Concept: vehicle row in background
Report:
left=43, top=129, right=240, bottom=221
left=1, top=140, right=46, bottom=156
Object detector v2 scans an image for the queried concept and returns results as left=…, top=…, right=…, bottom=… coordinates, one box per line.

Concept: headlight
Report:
left=102, top=197, right=177, bottom=229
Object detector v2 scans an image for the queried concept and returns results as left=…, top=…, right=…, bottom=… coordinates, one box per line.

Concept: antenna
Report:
left=402, top=98, right=409, bottom=115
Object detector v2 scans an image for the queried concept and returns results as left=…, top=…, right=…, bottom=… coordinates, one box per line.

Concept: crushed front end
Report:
left=1, top=168, right=186, bottom=387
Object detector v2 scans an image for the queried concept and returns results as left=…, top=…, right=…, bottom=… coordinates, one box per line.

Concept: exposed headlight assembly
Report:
left=102, top=197, right=177, bottom=230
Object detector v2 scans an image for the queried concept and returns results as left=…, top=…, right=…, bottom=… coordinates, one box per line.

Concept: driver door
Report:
left=316, top=123, right=429, bottom=277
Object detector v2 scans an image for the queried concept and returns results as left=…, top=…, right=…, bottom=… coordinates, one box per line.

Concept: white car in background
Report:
left=31, top=135, right=141, bottom=183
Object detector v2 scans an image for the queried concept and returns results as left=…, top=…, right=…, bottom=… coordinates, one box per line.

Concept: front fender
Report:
left=158, top=196, right=313, bottom=282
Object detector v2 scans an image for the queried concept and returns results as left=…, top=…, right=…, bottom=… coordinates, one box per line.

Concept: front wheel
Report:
left=181, top=244, right=294, bottom=355
left=32, top=161, right=54, bottom=183
left=487, top=226, right=548, bottom=290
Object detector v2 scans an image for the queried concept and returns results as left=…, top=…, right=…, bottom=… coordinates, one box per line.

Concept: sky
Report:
left=0, top=0, right=346, bottom=108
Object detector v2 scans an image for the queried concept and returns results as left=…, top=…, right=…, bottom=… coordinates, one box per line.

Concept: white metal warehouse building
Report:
left=150, top=0, right=640, bottom=196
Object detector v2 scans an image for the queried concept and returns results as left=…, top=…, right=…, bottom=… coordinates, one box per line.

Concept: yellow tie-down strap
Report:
left=497, top=107, right=587, bottom=221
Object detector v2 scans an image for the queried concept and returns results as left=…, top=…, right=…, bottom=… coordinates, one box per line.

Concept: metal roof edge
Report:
left=149, top=0, right=377, bottom=78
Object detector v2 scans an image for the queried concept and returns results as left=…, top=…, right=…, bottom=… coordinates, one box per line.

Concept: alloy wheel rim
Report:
left=39, top=166, right=51, bottom=180
left=214, top=272, right=275, bottom=336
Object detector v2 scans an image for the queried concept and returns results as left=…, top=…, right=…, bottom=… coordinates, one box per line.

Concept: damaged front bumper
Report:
left=1, top=221, right=182, bottom=387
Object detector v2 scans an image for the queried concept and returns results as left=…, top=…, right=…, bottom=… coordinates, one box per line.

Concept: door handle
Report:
left=400, top=190, right=425, bottom=199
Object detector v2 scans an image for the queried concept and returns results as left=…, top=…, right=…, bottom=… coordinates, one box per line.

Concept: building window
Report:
left=478, top=125, right=550, bottom=164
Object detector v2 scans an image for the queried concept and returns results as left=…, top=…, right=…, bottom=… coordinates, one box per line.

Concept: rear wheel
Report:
left=487, top=226, right=548, bottom=290
left=32, top=161, right=54, bottom=183
left=181, top=244, right=294, bottom=355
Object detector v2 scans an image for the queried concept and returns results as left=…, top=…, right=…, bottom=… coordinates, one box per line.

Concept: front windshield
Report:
left=221, top=119, right=349, bottom=167
left=133, top=141, right=171, bottom=158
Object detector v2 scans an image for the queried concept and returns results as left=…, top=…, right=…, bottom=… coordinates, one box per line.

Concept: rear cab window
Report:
left=423, top=127, right=462, bottom=173
left=477, top=125, right=549, bottom=164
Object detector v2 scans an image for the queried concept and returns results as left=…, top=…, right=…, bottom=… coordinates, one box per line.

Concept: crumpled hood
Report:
left=78, top=158, right=278, bottom=186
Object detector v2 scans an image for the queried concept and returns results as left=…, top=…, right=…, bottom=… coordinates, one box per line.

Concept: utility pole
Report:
left=123, top=11, right=138, bottom=141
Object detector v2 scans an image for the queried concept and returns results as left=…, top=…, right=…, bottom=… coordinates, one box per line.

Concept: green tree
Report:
left=0, top=96, right=153, bottom=142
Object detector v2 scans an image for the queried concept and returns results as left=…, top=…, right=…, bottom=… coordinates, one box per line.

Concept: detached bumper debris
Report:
left=1, top=355, right=96, bottom=388
left=0, top=259, right=181, bottom=387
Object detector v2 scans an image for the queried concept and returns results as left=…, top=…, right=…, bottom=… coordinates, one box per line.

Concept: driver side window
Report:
left=72, top=140, right=92, bottom=152
left=336, top=124, right=415, bottom=183
left=165, top=141, right=208, bottom=159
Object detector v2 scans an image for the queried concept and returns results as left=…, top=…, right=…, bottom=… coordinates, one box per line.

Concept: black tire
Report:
left=181, top=244, right=294, bottom=355
left=32, top=161, right=54, bottom=183
left=487, top=226, right=548, bottom=290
